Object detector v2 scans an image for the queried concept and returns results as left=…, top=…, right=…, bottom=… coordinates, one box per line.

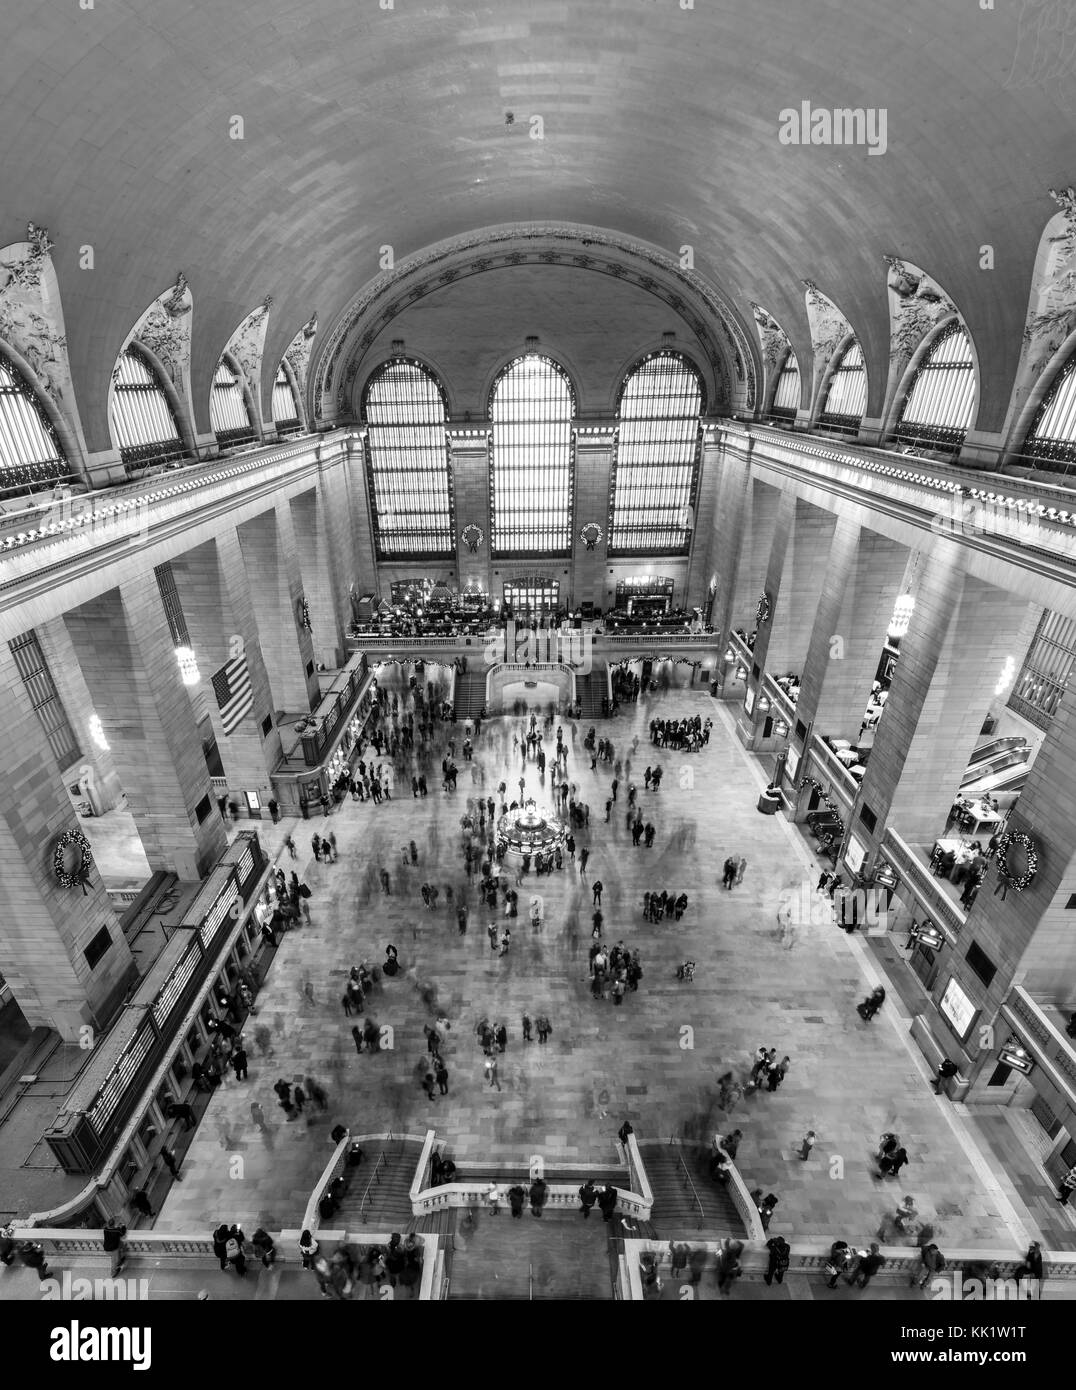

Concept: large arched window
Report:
left=893, top=323, right=976, bottom=453
left=771, top=349, right=801, bottom=419
left=108, top=346, right=184, bottom=471
left=609, top=350, right=703, bottom=554
left=0, top=355, right=70, bottom=497
left=819, top=339, right=867, bottom=431
left=362, top=358, right=453, bottom=556
left=1023, top=352, right=1076, bottom=472
left=489, top=353, right=575, bottom=555
left=271, top=363, right=301, bottom=430
left=210, top=358, right=256, bottom=446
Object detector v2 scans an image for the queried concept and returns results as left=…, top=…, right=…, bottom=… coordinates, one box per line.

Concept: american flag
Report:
left=211, top=655, right=254, bottom=735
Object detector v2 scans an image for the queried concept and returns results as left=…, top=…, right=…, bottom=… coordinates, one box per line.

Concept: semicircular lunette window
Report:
left=893, top=324, right=976, bottom=455
left=1023, top=352, right=1076, bottom=476
left=489, top=353, right=575, bottom=557
left=0, top=356, right=71, bottom=497
left=108, top=346, right=185, bottom=474
left=609, top=350, right=703, bottom=556
left=819, top=339, right=867, bottom=434
left=362, top=357, right=453, bottom=556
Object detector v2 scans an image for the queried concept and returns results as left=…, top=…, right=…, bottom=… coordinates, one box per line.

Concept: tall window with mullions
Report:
left=362, top=359, right=454, bottom=557
left=1022, top=352, right=1076, bottom=473
left=210, top=358, right=256, bottom=446
left=892, top=323, right=976, bottom=454
left=818, top=339, right=867, bottom=432
left=9, top=630, right=80, bottom=769
left=609, top=351, right=703, bottom=555
left=0, top=355, right=70, bottom=497
left=770, top=349, right=800, bottom=420
left=108, top=346, right=185, bottom=471
left=489, top=354, right=575, bottom=556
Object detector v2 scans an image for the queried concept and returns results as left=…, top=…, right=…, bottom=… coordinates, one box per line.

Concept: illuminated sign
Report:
left=939, top=975, right=978, bottom=1041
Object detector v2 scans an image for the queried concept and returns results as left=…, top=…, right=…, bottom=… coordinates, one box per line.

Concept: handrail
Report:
left=882, top=827, right=966, bottom=941
left=359, top=1150, right=388, bottom=1219
left=303, top=1127, right=351, bottom=1236
left=672, top=1144, right=706, bottom=1229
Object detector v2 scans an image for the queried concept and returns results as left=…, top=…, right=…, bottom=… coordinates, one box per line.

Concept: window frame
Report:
left=1022, top=351, right=1076, bottom=473
left=108, top=344, right=186, bottom=473
left=210, top=355, right=257, bottom=447
left=817, top=337, right=867, bottom=433
left=891, top=321, right=977, bottom=454
left=607, top=349, right=704, bottom=558
left=488, top=353, right=576, bottom=559
left=361, top=356, right=455, bottom=560
left=0, top=352, right=71, bottom=498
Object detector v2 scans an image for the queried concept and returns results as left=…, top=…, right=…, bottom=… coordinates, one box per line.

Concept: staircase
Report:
left=576, top=667, right=607, bottom=719
left=334, top=1137, right=424, bottom=1230
left=453, top=1163, right=629, bottom=1188
left=638, top=1141, right=746, bottom=1239
left=454, top=670, right=487, bottom=720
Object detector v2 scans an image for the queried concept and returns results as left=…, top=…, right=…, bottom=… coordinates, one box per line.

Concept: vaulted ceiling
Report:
left=2, top=0, right=1072, bottom=449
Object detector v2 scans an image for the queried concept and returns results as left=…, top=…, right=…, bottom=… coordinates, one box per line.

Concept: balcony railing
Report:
left=1003, top=986, right=1076, bottom=1107
left=881, top=827, right=966, bottom=942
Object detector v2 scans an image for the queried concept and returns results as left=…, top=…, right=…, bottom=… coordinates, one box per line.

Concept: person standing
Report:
left=598, top=1183, right=618, bottom=1223
left=798, top=1130, right=816, bottom=1161
left=716, top=1238, right=744, bottom=1295
left=578, top=1179, right=598, bottom=1219
left=722, top=856, right=737, bottom=890
left=103, top=1218, right=128, bottom=1277
left=911, top=1243, right=946, bottom=1290
left=161, top=1147, right=182, bottom=1181
left=225, top=1226, right=247, bottom=1277
left=435, top=1061, right=449, bottom=1095
left=592, top=880, right=603, bottom=906
left=508, top=1185, right=526, bottom=1218
left=131, top=1187, right=154, bottom=1219
left=736, top=856, right=747, bottom=886
left=825, top=1240, right=853, bottom=1288
left=522, top=1013, right=533, bottom=1042
left=1014, top=1241, right=1044, bottom=1294
left=530, top=1177, right=548, bottom=1218
left=230, top=1044, right=248, bottom=1081
left=484, top=1056, right=501, bottom=1092
left=495, top=1023, right=508, bottom=1053
left=421, top=1072, right=437, bottom=1102
left=764, top=1235, right=791, bottom=1287
left=579, top=846, right=590, bottom=875
left=847, top=1242, right=885, bottom=1289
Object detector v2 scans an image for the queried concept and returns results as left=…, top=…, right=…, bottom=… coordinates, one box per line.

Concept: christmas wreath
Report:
left=756, top=592, right=772, bottom=625
left=579, top=522, right=603, bottom=551
left=461, top=523, right=484, bottom=554
left=53, top=828, right=94, bottom=893
left=993, top=830, right=1038, bottom=893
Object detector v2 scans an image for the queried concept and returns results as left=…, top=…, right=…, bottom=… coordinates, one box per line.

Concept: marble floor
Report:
left=157, top=691, right=1027, bottom=1255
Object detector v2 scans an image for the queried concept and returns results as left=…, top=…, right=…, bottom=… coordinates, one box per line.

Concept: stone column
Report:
left=763, top=498, right=837, bottom=673
left=290, top=487, right=345, bottom=669
left=683, top=427, right=722, bottom=614
left=737, top=491, right=794, bottom=744
left=450, top=427, right=492, bottom=600
left=237, top=506, right=319, bottom=713
left=709, top=434, right=753, bottom=663
left=0, top=641, right=134, bottom=1038
left=731, top=478, right=781, bottom=631
left=171, top=534, right=282, bottom=798
left=799, top=527, right=909, bottom=745
left=65, top=583, right=228, bottom=879
left=36, top=615, right=124, bottom=814
left=340, top=434, right=379, bottom=597
left=572, top=428, right=615, bottom=610
left=931, top=672, right=1076, bottom=1081
left=849, top=541, right=1031, bottom=864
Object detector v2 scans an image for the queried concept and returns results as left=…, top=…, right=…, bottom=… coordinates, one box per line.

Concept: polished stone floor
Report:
left=157, top=692, right=1032, bottom=1254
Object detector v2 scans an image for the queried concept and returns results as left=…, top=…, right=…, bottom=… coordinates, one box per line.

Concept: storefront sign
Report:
left=743, top=686, right=756, bottom=717
left=844, top=835, right=866, bottom=875
left=785, top=744, right=800, bottom=782
left=939, top=975, right=978, bottom=1041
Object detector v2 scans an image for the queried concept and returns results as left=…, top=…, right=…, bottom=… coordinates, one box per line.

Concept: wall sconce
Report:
left=909, top=919, right=943, bottom=951
left=724, top=647, right=735, bottom=662
left=998, top=1036, right=1034, bottom=1075
left=757, top=693, right=771, bottom=713
left=175, top=646, right=200, bottom=686
left=88, top=714, right=109, bottom=751
left=774, top=718, right=789, bottom=737
left=735, top=665, right=747, bottom=681
left=887, top=593, right=916, bottom=639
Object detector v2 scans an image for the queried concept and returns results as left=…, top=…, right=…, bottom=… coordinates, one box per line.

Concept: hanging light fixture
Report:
left=175, top=645, right=200, bottom=686
left=888, top=593, right=916, bottom=639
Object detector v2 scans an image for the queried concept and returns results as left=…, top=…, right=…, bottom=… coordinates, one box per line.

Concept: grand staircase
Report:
left=638, top=1141, right=746, bottom=1239
left=454, top=670, right=487, bottom=720
left=334, top=1137, right=425, bottom=1230
left=576, top=667, right=607, bottom=719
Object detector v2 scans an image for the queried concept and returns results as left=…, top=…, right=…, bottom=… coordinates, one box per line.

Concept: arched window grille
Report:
left=271, top=364, right=301, bottom=430
left=819, top=339, right=867, bottom=432
left=771, top=350, right=800, bottom=419
left=1008, top=609, right=1076, bottom=730
left=0, top=355, right=70, bottom=498
left=893, top=323, right=976, bottom=453
left=108, top=347, right=184, bottom=472
left=1022, top=352, right=1076, bottom=473
left=210, top=358, right=255, bottom=446
left=489, top=353, right=575, bottom=555
left=609, top=351, right=703, bottom=554
left=362, top=358, right=454, bottom=556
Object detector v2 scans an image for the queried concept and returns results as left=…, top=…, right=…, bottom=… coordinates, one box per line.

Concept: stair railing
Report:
left=359, top=1149, right=388, bottom=1219
left=671, top=1141, right=706, bottom=1229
